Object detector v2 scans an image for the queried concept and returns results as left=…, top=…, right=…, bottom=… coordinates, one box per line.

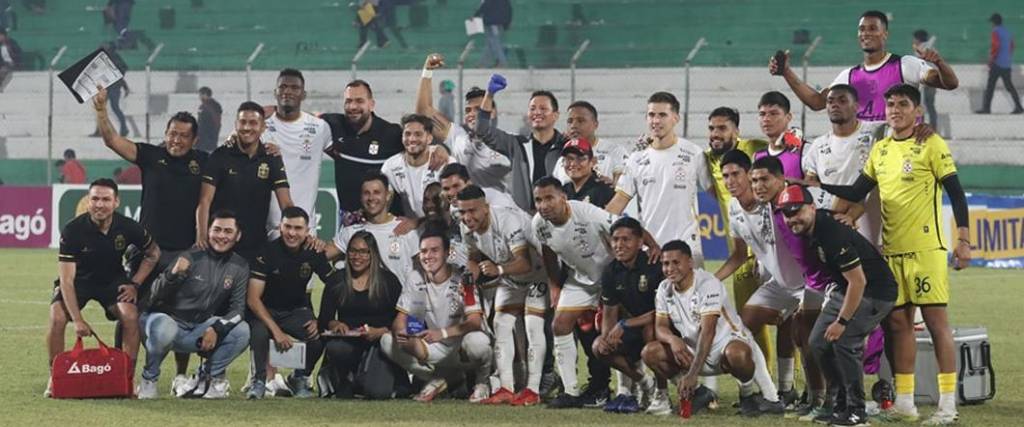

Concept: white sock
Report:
left=702, top=374, right=718, bottom=392
left=738, top=378, right=757, bottom=398
left=525, top=314, right=547, bottom=392
left=553, top=333, right=579, bottom=396
left=778, top=357, right=795, bottom=392
left=751, top=340, right=779, bottom=402
left=493, top=312, right=517, bottom=390
left=895, top=394, right=916, bottom=413
left=938, top=392, right=957, bottom=413
left=616, top=371, right=633, bottom=396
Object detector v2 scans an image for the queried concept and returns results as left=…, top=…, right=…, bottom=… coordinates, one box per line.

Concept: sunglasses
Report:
left=778, top=204, right=804, bottom=218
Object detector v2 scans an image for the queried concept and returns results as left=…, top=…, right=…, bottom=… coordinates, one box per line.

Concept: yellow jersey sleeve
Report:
left=862, top=141, right=882, bottom=181
left=926, top=135, right=957, bottom=180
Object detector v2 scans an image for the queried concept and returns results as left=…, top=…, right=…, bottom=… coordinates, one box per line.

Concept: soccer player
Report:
left=197, top=101, right=294, bottom=263
left=46, top=179, right=160, bottom=396
left=593, top=217, right=662, bottom=414
left=643, top=240, right=782, bottom=417
left=819, top=84, right=970, bottom=425
left=380, top=230, right=493, bottom=403
left=137, top=209, right=250, bottom=399
left=553, top=100, right=630, bottom=184
left=416, top=53, right=513, bottom=193
left=262, top=68, right=333, bottom=237
left=777, top=185, right=897, bottom=426
left=475, top=74, right=568, bottom=211
left=439, top=163, right=517, bottom=210
left=771, top=10, right=958, bottom=122
left=532, top=177, right=658, bottom=408
left=607, top=91, right=711, bottom=258
left=246, top=207, right=340, bottom=399
left=715, top=151, right=820, bottom=415
left=559, top=138, right=615, bottom=208
left=755, top=91, right=805, bottom=182
left=458, top=185, right=548, bottom=406
left=701, top=106, right=773, bottom=379
left=382, top=114, right=454, bottom=218
left=329, top=171, right=420, bottom=284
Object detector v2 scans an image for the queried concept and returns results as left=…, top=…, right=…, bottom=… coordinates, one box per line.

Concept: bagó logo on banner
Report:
left=66, top=361, right=113, bottom=375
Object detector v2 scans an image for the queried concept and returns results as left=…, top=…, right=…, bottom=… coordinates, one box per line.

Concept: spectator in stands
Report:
left=0, top=29, right=21, bottom=91
left=474, top=0, right=511, bottom=68
left=913, top=30, right=939, bottom=126
left=0, top=1, right=11, bottom=32
left=107, top=0, right=133, bottom=45
left=356, top=0, right=389, bottom=49
left=376, top=0, right=407, bottom=49
left=197, top=87, right=222, bottom=153
left=57, top=149, right=87, bottom=184
left=977, top=13, right=1024, bottom=114
left=91, top=43, right=130, bottom=137
left=438, top=79, right=455, bottom=123
left=114, top=165, right=142, bottom=185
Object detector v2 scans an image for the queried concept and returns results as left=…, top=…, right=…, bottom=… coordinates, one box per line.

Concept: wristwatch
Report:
left=837, top=317, right=849, bottom=326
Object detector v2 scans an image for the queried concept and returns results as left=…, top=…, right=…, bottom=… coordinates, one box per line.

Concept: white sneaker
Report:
left=414, top=378, right=448, bottom=403
left=269, top=373, right=292, bottom=397
left=170, top=374, right=189, bottom=396
left=638, top=375, right=656, bottom=409
left=175, top=375, right=202, bottom=398
left=137, top=379, right=159, bottom=399
left=469, top=383, right=490, bottom=403
left=645, top=389, right=672, bottom=415
left=202, top=377, right=230, bottom=399
left=43, top=378, right=53, bottom=398
left=923, top=409, right=959, bottom=426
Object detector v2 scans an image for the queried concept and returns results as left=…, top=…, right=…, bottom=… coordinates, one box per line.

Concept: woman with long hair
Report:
left=318, top=230, right=405, bottom=399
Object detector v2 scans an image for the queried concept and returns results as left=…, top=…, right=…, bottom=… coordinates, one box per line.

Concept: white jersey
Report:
left=533, top=200, right=616, bottom=286
left=334, top=218, right=420, bottom=284
left=397, top=267, right=485, bottom=344
left=449, top=187, right=517, bottom=224
left=655, top=269, right=744, bottom=350
left=446, top=124, right=513, bottom=192
left=461, top=205, right=547, bottom=285
left=805, top=121, right=884, bottom=245
left=616, top=138, right=710, bottom=248
left=727, top=198, right=805, bottom=290
left=382, top=153, right=453, bottom=219
left=263, top=112, right=333, bottom=233
left=553, top=138, right=632, bottom=184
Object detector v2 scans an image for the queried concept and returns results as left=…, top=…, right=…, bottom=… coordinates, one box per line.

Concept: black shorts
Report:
left=51, top=277, right=128, bottom=321
left=621, top=327, right=647, bottom=362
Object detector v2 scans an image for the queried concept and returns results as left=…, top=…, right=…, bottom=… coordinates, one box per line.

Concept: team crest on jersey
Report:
left=369, top=141, right=380, bottom=155
left=258, top=162, right=270, bottom=179
left=302, top=139, right=312, bottom=153
left=188, top=159, right=201, bottom=175
left=299, top=262, right=312, bottom=279
left=389, top=240, right=401, bottom=254
left=902, top=159, right=913, bottom=174
left=638, top=275, right=648, bottom=292
left=113, top=235, right=126, bottom=251
left=224, top=276, right=234, bottom=289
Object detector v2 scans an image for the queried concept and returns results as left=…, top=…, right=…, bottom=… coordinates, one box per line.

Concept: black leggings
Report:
left=323, top=338, right=406, bottom=399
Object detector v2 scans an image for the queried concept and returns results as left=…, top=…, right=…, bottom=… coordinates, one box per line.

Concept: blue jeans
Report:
left=482, top=25, right=507, bottom=68
left=141, top=312, right=251, bottom=381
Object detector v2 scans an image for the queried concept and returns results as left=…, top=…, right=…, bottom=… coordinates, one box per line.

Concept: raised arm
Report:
left=769, top=50, right=827, bottom=111
left=416, top=53, right=452, bottom=141
left=93, top=86, right=138, bottom=162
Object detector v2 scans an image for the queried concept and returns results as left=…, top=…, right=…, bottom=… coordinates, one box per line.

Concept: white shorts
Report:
left=425, top=330, right=493, bottom=366
left=494, top=279, right=549, bottom=316
left=696, top=328, right=754, bottom=376
left=745, top=279, right=802, bottom=320
left=555, top=279, right=601, bottom=312
left=800, top=287, right=825, bottom=312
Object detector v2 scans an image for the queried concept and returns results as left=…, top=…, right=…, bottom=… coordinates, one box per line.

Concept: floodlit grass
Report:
left=1, top=249, right=1018, bottom=425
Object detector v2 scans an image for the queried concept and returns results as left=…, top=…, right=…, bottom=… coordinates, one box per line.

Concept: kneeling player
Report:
left=642, top=240, right=783, bottom=417
left=592, top=217, right=662, bottom=414
left=381, top=230, right=493, bottom=403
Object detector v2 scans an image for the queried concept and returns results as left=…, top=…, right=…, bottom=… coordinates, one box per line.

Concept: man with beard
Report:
left=382, top=114, right=454, bottom=218
left=137, top=210, right=251, bottom=399
left=770, top=10, right=958, bottom=122
left=197, top=102, right=294, bottom=263
left=553, top=101, right=630, bottom=185
left=475, top=75, right=568, bottom=211
left=559, top=138, right=615, bottom=209
left=45, top=179, right=160, bottom=397
left=417, top=54, right=513, bottom=193
left=263, top=69, right=333, bottom=238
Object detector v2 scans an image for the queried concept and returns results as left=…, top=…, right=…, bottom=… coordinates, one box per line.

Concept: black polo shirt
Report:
left=251, top=238, right=343, bottom=311
left=600, top=251, right=663, bottom=317
left=321, top=113, right=403, bottom=213
left=58, top=212, right=154, bottom=287
left=808, top=209, right=898, bottom=301
left=564, top=172, right=615, bottom=208
left=203, top=143, right=288, bottom=256
left=134, top=143, right=207, bottom=251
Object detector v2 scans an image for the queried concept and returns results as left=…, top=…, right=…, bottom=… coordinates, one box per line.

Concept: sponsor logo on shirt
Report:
left=299, top=262, right=312, bottom=279
left=224, top=276, right=234, bottom=289
left=188, top=160, right=201, bottom=175
left=258, top=162, right=270, bottom=179
left=113, top=234, right=126, bottom=251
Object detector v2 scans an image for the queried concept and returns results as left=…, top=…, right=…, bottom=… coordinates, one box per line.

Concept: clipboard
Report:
left=269, top=341, right=307, bottom=369
left=57, top=48, right=126, bottom=104
left=465, top=17, right=485, bottom=36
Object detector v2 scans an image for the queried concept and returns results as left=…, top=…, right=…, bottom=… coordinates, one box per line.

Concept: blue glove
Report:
left=487, top=74, right=507, bottom=94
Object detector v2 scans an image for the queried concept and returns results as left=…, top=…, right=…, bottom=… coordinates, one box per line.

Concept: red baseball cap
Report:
left=561, top=138, right=593, bottom=157
left=774, top=184, right=813, bottom=216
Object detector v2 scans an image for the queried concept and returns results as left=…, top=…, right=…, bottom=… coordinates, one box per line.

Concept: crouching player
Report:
left=381, top=229, right=493, bottom=403
left=642, top=240, right=783, bottom=417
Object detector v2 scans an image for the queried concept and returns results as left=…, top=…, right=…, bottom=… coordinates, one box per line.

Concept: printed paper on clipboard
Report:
left=57, top=48, right=126, bottom=104
left=268, top=341, right=307, bottom=369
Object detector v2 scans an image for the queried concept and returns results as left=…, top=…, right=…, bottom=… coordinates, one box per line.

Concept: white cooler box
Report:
left=879, top=326, right=995, bottom=405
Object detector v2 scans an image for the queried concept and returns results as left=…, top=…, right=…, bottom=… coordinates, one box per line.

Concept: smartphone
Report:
left=772, top=50, right=787, bottom=75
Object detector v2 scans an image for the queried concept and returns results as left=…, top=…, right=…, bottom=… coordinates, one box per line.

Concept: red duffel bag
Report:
left=51, top=333, right=133, bottom=399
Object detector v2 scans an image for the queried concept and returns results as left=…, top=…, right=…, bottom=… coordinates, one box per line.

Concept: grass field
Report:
left=1, top=249, right=1019, bottom=426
